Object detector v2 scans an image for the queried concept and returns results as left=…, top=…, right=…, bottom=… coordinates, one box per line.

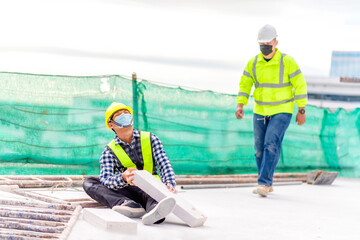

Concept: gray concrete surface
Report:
left=66, top=178, right=360, bottom=240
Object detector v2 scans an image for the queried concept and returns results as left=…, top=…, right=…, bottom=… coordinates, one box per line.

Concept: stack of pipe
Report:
left=0, top=198, right=81, bottom=239
left=0, top=173, right=307, bottom=187
left=0, top=184, right=102, bottom=209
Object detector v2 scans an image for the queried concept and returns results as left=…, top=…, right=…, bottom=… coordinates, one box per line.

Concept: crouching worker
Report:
left=83, top=102, right=177, bottom=225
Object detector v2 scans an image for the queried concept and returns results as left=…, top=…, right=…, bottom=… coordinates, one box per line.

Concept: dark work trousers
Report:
left=83, top=177, right=158, bottom=212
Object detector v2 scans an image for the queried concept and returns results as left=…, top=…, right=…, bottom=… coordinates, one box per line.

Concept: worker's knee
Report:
left=264, top=143, right=278, bottom=155
left=255, top=150, right=263, bottom=159
left=83, top=177, right=101, bottom=194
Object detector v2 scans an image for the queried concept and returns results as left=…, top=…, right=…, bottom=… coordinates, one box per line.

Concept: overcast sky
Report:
left=0, top=0, right=359, bottom=94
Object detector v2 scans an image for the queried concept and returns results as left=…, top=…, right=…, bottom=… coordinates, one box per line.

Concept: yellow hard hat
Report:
left=105, top=102, right=133, bottom=129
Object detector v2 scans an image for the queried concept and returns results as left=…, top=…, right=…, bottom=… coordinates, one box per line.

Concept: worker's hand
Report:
left=296, top=112, right=306, bottom=126
left=166, top=183, right=177, bottom=194
left=235, top=104, right=244, bottom=119
left=122, top=168, right=137, bottom=185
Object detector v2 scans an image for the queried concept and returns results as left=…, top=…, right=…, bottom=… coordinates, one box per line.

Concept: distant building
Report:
left=305, top=51, right=360, bottom=109
left=330, top=51, right=360, bottom=80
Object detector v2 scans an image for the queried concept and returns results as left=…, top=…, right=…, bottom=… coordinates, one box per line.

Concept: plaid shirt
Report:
left=99, top=129, right=176, bottom=190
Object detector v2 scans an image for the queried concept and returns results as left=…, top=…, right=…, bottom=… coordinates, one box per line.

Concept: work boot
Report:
left=253, top=185, right=273, bottom=194
left=112, top=200, right=146, bottom=218
left=256, top=185, right=271, bottom=197
left=142, top=196, right=176, bottom=225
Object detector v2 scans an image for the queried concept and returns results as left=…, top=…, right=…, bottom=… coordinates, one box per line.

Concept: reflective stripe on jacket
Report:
left=237, top=49, right=307, bottom=116
left=107, top=131, right=161, bottom=181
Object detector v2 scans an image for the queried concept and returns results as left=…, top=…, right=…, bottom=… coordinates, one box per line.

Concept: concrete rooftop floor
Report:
left=2, top=178, right=359, bottom=240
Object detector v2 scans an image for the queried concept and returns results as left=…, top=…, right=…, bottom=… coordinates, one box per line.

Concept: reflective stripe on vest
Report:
left=107, top=131, right=161, bottom=181
left=294, top=94, right=308, bottom=99
left=253, top=54, right=291, bottom=88
left=251, top=53, right=302, bottom=106
left=140, top=131, right=154, bottom=175
left=289, top=69, right=302, bottom=79
left=243, top=70, right=252, bottom=78
left=237, top=92, right=249, bottom=98
left=255, top=98, right=294, bottom=106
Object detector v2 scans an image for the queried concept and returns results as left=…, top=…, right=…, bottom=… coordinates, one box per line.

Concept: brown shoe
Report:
left=253, top=185, right=273, bottom=194
left=256, top=185, right=271, bottom=197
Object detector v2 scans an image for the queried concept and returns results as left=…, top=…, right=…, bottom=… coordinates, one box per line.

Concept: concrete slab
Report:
left=30, top=187, right=90, bottom=200
left=67, top=178, right=360, bottom=240
left=83, top=208, right=137, bottom=234
left=132, top=170, right=207, bottom=227
left=1, top=178, right=359, bottom=240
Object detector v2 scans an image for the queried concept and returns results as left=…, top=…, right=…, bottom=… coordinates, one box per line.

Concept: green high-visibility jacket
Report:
left=107, top=131, right=160, bottom=181
left=237, top=49, right=307, bottom=116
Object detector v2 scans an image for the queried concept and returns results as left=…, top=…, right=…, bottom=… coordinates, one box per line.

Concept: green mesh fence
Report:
left=1, top=72, right=359, bottom=177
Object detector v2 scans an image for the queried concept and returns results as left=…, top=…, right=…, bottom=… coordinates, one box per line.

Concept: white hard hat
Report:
left=257, top=24, right=277, bottom=43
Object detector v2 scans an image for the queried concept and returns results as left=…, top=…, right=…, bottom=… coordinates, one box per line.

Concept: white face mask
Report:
left=111, top=113, right=133, bottom=128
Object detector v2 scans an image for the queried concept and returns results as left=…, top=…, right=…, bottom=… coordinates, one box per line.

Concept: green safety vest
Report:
left=237, top=49, right=308, bottom=116
left=107, top=131, right=161, bottom=181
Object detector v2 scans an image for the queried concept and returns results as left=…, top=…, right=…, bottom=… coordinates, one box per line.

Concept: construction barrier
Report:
left=0, top=72, right=359, bottom=177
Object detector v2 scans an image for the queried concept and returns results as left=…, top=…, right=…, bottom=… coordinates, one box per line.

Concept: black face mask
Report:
left=260, top=45, right=273, bottom=56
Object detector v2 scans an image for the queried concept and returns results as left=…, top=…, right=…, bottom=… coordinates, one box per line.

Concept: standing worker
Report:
left=83, top=102, right=177, bottom=224
left=235, top=24, right=307, bottom=197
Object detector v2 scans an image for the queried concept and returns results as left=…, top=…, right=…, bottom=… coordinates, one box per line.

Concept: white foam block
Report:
left=83, top=208, right=137, bottom=234
left=133, top=170, right=207, bottom=227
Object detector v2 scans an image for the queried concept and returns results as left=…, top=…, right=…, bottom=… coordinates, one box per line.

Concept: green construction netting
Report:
left=1, top=72, right=360, bottom=177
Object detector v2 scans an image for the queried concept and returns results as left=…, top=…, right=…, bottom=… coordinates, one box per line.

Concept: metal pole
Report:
left=0, top=229, right=59, bottom=239
left=59, top=205, right=82, bottom=240
left=0, top=207, right=72, bottom=216
left=0, top=199, right=76, bottom=211
left=176, top=177, right=306, bottom=185
left=0, top=217, right=66, bottom=227
left=132, top=72, right=139, bottom=129
left=0, top=221, right=64, bottom=233
left=0, top=210, right=71, bottom=222
left=181, top=181, right=303, bottom=190
left=8, top=189, right=71, bottom=205
left=176, top=173, right=307, bottom=178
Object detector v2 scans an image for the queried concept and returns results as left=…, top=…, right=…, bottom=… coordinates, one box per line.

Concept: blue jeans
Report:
left=253, top=113, right=292, bottom=186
